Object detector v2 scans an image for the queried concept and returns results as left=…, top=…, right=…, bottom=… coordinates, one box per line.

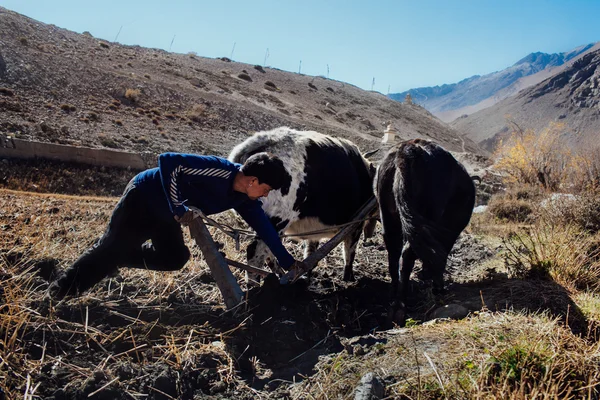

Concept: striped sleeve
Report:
left=158, top=153, right=233, bottom=217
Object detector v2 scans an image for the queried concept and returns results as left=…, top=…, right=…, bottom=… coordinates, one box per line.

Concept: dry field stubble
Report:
left=1, top=183, right=600, bottom=398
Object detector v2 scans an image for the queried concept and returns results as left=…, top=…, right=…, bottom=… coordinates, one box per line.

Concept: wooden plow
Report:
left=187, top=197, right=378, bottom=309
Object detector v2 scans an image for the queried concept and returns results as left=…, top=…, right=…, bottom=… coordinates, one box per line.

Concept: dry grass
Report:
left=0, top=189, right=262, bottom=398
left=538, top=190, right=600, bottom=233
left=293, top=311, right=600, bottom=399
left=2, top=165, right=600, bottom=398
left=503, top=222, right=600, bottom=292
left=124, top=88, right=141, bottom=103
left=0, top=159, right=134, bottom=196
left=186, top=104, right=207, bottom=123
left=494, top=122, right=600, bottom=193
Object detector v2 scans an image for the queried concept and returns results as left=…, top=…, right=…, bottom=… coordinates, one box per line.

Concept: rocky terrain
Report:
left=452, top=46, right=600, bottom=151
left=390, top=42, right=599, bottom=123
left=0, top=6, right=479, bottom=161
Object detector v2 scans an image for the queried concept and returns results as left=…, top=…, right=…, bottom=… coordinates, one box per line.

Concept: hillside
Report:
left=0, top=6, right=479, bottom=161
left=452, top=46, right=600, bottom=152
left=389, top=43, right=598, bottom=123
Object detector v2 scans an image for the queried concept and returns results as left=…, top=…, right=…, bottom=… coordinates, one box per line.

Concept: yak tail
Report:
left=395, top=173, right=451, bottom=270
left=400, top=208, right=450, bottom=269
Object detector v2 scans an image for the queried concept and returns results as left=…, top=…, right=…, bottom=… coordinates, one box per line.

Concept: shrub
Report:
left=487, top=197, right=533, bottom=222
left=568, top=148, right=600, bottom=192
left=264, top=81, right=278, bottom=91
left=495, top=121, right=600, bottom=193
left=504, top=222, right=600, bottom=291
left=540, top=191, right=600, bottom=233
left=133, top=136, right=148, bottom=144
left=494, top=122, right=571, bottom=191
left=98, top=134, right=119, bottom=148
left=124, top=88, right=141, bottom=103
left=238, top=73, right=252, bottom=82
left=0, top=87, right=15, bottom=96
left=186, top=104, right=206, bottom=123
left=60, top=104, right=76, bottom=112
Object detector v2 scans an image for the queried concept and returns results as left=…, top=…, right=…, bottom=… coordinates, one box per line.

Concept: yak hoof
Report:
left=387, top=300, right=406, bottom=327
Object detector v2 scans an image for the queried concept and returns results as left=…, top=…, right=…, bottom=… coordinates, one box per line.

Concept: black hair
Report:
left=241, top=152, right=289, bottom=190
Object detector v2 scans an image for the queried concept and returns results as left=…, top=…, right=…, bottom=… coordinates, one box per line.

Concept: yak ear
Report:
left=362, top=148, right=380, bottom=159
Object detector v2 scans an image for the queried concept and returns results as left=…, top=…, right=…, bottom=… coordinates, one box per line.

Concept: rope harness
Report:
left=188, top=198, right=376, bottom=251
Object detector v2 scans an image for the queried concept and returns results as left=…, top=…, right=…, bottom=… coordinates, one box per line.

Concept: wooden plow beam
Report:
left=187, top=196, right=378, bottom=306
left=187, top=218, right=245, bottom=309
left=186, top=211, right=270, bottom=309
left=281, top=196, right=378, bottom=284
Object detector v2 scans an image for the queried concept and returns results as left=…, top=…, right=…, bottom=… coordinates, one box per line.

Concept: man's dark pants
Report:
left=52, top=180, right=190, bottom=297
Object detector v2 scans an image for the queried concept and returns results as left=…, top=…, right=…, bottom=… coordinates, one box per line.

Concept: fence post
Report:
left=187, top=218, right=244, bottom=309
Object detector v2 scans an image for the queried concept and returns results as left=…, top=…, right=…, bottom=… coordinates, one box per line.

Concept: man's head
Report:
left=241, top=152, right=289, bottom=200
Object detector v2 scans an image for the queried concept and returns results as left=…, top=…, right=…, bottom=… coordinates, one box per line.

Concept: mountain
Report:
left=0, top=6, right=479, bottom=161
left=389, top=43, right=598, bottom=122
left=452, top=46, right=600, bottom=152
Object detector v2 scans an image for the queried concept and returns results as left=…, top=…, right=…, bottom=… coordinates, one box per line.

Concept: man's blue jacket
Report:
left=133, top=153, right=294, bottom=269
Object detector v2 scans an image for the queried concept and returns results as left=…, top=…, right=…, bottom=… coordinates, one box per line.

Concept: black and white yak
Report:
left=229, top=127, right=377, bottom=282
left=375, top=139, right=475, bottom=302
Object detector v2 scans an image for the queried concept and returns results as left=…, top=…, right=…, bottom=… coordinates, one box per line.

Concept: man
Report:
left=50, top=152, right=304, bottom=297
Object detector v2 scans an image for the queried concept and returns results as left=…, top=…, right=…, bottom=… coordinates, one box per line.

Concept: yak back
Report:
left=383, top=138, right=475, bottom=267
left=229, top=127, right=374, bottom=227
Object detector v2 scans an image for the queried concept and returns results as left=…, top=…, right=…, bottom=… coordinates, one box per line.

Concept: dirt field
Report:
left=2, top=178, right=597, bottom=399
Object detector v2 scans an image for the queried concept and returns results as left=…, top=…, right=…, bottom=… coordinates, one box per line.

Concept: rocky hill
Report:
left=0, top=6, right=479, bottom=161
left=452, top=46, right=600, bottom=152
left=389, top=43, right=598, bottom=123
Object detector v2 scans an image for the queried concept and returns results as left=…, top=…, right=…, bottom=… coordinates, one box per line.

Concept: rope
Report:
left=279, top=216, right=372, bottom=238
left=188, top=206, right=252, bottom=250
left=188, top=196, right=377, bottom=247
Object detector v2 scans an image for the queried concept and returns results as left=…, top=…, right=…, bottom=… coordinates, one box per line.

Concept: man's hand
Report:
left=174, top=210, right=195, bottom=225
left=279, top=260, right=309, bottom=285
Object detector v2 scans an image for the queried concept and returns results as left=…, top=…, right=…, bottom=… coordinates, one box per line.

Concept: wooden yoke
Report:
left=187, top=218, right=244, bottom=309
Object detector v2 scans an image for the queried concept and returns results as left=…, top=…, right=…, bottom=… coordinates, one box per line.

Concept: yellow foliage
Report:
left=493, top=122, right=586, bottom=191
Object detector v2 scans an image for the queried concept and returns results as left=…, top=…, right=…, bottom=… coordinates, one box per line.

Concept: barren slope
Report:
left=0, top=7, right=479, bottom=159
left=452, top=46, right=600, bottom=151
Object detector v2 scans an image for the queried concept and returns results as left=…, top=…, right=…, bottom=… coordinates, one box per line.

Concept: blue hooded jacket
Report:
left=133, top=153, right=295, bottom=269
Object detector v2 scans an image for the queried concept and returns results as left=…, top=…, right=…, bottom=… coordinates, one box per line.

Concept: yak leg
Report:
left=303, top=240, right=320, bottom=280
left=382, top=231, right=403, bottom=299
left=399, top=243, right=417, bottom=302
left=342, top=227, right=362, bottom=281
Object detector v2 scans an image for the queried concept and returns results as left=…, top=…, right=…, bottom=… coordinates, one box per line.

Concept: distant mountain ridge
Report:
left=389, top=43, right=597, bottom=122
left=452, top=45, right=600, bottom=152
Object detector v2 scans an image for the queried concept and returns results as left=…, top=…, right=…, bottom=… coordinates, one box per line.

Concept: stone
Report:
left=354, top=372, right=385, bottom=400
left=431, top=304, right=469, bottom=320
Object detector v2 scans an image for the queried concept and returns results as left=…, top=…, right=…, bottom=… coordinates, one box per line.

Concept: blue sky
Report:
left=2, top=0, right=599, bottom=93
